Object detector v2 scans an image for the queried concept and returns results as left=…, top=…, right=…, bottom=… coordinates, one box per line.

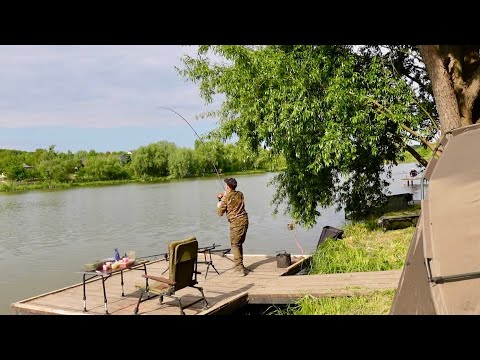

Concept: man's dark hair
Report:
left=224, top=178, right=237, bottom=189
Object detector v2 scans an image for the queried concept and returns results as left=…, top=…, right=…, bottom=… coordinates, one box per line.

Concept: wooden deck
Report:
left=402, top=177, right=428, bottom=186
left=10, top=254, right=401, bottom=315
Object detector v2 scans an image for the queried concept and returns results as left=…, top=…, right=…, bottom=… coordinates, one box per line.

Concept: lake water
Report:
left=0, top=162, right=423, bottom=314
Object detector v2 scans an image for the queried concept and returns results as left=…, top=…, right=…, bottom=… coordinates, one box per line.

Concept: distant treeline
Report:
left=0, top=140, right=286, bottom=190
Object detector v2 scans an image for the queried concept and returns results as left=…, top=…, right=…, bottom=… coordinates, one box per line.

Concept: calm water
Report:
left=0, top=163, right=423, bottom=314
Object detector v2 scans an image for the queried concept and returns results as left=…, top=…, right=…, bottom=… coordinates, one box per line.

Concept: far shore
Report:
left=0, top=169, right=268, bottom=194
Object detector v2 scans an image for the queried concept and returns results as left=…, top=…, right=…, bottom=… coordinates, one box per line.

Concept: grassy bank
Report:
left=0, top=169, right=267, bottom=194
left=308, top=221, right=412, bottom=274
left=0, top=179, right=134, bottom=192
left=273, top=220, right=414, bottom=315
left=271, top=289, right=396, bottom=315
left=400, top=146, right=433, bottom=164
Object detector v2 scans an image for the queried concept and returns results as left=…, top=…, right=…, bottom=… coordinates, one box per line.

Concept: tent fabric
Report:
left=390, top=214, right=436, bottom=314
left=392, top=123, right=480, bottom=314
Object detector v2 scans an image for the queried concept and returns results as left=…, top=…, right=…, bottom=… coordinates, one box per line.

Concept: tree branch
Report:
left=386, top=50, right=430, bottom=95
left=381, top=45, right=423, bottom=63
left=402, top=72, right=431, bottom=94
left=383, top=50, right=439, bottom=132
left=410, top=63, right=426, bottom=71
left=366, top=97, right=437, bottom=152
left=410, top=95, right=440, bottom=131
left=399, top=124, right=437, bottom=153
left=390, top=133, right=428, bottom=167
left=404, top=144, right=429, bottom=167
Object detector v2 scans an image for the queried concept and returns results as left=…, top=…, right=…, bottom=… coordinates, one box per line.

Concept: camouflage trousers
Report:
left=229, top=216, right=249, bottom=269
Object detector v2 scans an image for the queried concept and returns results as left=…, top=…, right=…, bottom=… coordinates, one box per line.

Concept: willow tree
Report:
left=178, top=45, right=480, bottom=227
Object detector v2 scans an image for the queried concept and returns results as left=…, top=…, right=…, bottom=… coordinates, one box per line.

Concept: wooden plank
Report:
left=248, top=289, right=383, bottom=304
left=198, top=292, right=249, bottom=315
left=248, top=270, right=401, bottom=304
left=11, top=255, right=401, bottom=315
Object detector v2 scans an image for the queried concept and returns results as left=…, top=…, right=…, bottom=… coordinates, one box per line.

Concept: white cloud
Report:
left=0, top=45, right=216, bottom=129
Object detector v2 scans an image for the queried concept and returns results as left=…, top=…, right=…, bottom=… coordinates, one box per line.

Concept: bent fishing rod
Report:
left=157, top=106, right=226, bottom=192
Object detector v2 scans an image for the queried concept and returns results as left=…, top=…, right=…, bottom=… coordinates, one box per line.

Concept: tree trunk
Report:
left=418, top=45, right=462, bottom=134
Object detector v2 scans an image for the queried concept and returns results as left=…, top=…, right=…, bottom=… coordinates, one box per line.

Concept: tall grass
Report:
left=270, top=290, right=396, bottom=315
left=308, top=222, right=413, bottom=274
left=383, top=203, right=421, bottom=217
left=272, top=222, right=414, bottom=315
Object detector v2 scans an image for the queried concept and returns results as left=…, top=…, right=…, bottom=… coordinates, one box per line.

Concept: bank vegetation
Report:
left=0, top=140, right=286, bottom=192
left=271, top=218, right=415, bottom=315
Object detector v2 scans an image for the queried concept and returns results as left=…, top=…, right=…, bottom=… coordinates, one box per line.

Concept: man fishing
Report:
left=217, top=178, right=250, bottom=276
left=159, top=108, right=250, bottom=276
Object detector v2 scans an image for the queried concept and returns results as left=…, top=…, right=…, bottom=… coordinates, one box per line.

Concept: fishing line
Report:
left=287, top=221, right=304, bottom=256
left=157, top=106, right=225, bottom=192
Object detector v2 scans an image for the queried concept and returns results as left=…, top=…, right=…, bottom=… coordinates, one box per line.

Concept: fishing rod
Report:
left=136, top=252, right=169, bottom=261
left=157, top=106, right=226, bottom=192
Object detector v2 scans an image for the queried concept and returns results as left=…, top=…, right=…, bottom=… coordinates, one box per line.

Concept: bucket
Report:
left=276, top=251, right=292, bottom=268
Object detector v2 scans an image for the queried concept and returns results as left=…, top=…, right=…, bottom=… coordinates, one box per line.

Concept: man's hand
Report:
left=217, top=192, right=225, bottom=201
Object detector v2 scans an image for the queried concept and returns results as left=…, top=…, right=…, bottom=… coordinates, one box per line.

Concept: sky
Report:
left=0, top=45, right=222, bottom=153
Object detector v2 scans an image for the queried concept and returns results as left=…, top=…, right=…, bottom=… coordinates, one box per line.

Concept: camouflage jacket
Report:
left=217, top=190, right=248, bottom=225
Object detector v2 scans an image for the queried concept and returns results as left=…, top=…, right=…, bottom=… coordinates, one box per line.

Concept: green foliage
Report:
left=81, top=153, right=130, bottom=181
left=178, top=45, right=431, bottom=227
left=0, top=139, right=288, bottom=192
left=6, top=163, right=27, bottom=180
left=130, top=141, right=176, bottom=178
left=193, top=139, right=225, bottom=175
left=168, top=148, right=194, bottom=179
left=35, top=145, right=73, bottom=184
left=0, top=149, right=29, bottom=180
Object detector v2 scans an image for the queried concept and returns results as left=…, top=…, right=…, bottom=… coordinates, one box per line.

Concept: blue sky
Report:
left=0, top=45, right=221, bottom=153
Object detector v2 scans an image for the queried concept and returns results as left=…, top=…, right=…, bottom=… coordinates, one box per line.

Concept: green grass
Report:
left=269, top=289, right=396, bottom=315
left=383, top=204, right=421, bottom=217
left=0, top=170, right=269, bottom=193
left=307, top=222, right=413, bottom=274
left=399, top=146, right=433, bottom=164
left=272, top=221, right=414, bottom=315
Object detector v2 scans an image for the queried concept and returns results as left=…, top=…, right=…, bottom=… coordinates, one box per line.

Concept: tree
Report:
left=5, top=163, right=26, bottom=181
left=0, top=149, right=27, bottom=181
left=168, top=148, right=194, bottom=179
left=130, top=141, right=177, bottom=178
left=418, top=46, right=480, bottom=132
left=36, top=145, right=74, bottom=185
left=192, top=139, right=225, bottom=176
left=178, top=45, right=479, bottom=227
left=82, top=153, right=130, bottom=181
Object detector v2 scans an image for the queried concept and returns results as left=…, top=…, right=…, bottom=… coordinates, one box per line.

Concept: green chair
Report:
left=134, top=236, right=208, bottom=315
